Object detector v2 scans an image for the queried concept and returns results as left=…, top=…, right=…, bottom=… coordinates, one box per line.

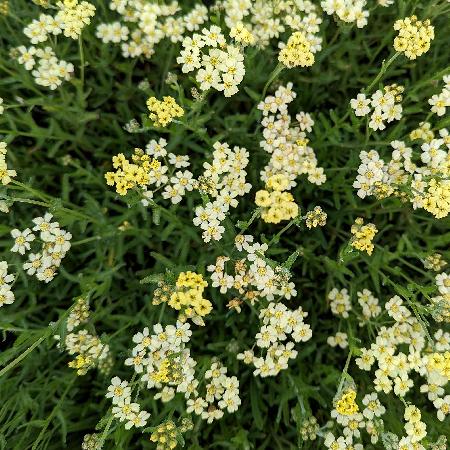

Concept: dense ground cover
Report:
left=0, top=0, right=449, bottom=449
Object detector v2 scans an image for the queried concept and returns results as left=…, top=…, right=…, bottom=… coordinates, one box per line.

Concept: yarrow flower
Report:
left=350, top=217, right=377, bottom=255
left=0, top=141, right=17, bottom=185
left=305, top=206, right=327, bottom=229
left=153, top=271, right=213, bottom=325
left=146, top=96, right=184, bottom=127
left=393, top=16, right=434, bottom=60
left=278, top=31, right=314, bottom=68
left=255, top=174, right=300, bottom=224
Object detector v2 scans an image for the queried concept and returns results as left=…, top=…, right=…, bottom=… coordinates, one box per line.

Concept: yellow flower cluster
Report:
left=149, top=419, right=194, bottom=450
left=305, top=206, right=327, bottom=229
left=427, top=352, right=450, bottom=380
left=167, top=271, right=213, bottom=319
left=278, top=32, right=314, bottom=68
left=422, top=179, right=450, bottom=219
left=0, top=142, right=17, bottom=185
left=58, top=0, right=96, bottom=40
left=393, top=16, right=434, bottom=60
left=335, top=389, right=359, bottom=416
left=255, top=174, right=299, bottom=224
left=0, top=1, right=8, bottom=15
left=409, top=122, right=434, bottom=142
left=350, top=217, right=378, bottom=256
left=230, top=22, right=255, bottom=46
left=146, top=96, right=184, bottom=127
left=105, top=148, right=159, bottom=196
left=68, top=354, right=94, bottom=376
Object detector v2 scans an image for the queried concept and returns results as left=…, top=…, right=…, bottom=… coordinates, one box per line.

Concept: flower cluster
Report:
left=177, top=25, right=245, bottom=97
left=328, top=288, right=352, bottom=318
left=428, top=75, right=450, bottom=117
left=350, top=217, right=378, bottom=256
left=0, top=261, right=15, bottom=308
left=335, top=389, right=359, bottom=416
left=305, top=205, right=327, bottom=229
left=96, top=2, right=208, bottom=58
left=278, top=31, right=314, bottom=68
left=187, top=361, right=241, bottom=423
left=0, top=141, right=16, bottom=185
left=321, top=0, right=370, bottom=28
left=326, top=387, right=386, bottom=448
left=150, top=418, right=193, bottom=450
left=193, top=141, right=251, bottom=242
left=153, top=271, right=213, bottom=324
left=299, top=416, right=320, bottom=442
left=220, top=0, right=323, bottom=50
left=423, top=253, right=447, bottom=272
left=105, top=148, right=160, bottom=196
left=353, top=126, right=450, bottom=218
left=55, top=299, right=111, bottom=376
left=208, top=235, right=297, bottom=303
left=238, top=302, right=312, bottom=377
left=393, top=16, right=434, bottom=60
left=146, top=96, right=184, bottom=128
left=106, top=377, right=150, bottom=429
left=229, top=22, right=255, bottom=46
left=121, top=322, right=241, bottom=424
left=346, top=292, right=450, bottom=443
left=15, top=0, right=95, bottom=88
left=12, top=212, right=72, bottom=283
left=350, top=84, right=404, bottom=131
left=0, top=97, right=4, bottom=115
left=258, top=84, right=326, bottom=189
left=255, top=174, right=299, bottom=224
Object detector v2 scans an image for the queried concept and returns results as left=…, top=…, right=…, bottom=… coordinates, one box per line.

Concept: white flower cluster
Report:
left=121, top=322, right=241, bottom=424
left=16, top=0, right=95, bottom=88
left=55, top=296, right=111, bottom=376
left=24, top=1, right=95, bottom=42
left=220, top=0, right=323, bottom=50
left=186, top=362, right=241, bottom=424
left=328, top=288, right=352, bottom=318
left=67, top=296, right=90, bottom=332
left=357, top=289, right=381, bottom=323
left=326, top=391, right=386, bottom=447
left=142, top=138, right=195, bottom=206
left=428, top=75, right=450, bottom=117
left=96, top=2, right=208, bottom=58
left=0, top=97, right=4, bottom=115
left=321, top=0, right=370, bottom=28
left=106, top=377, right=150, bottom=429
left=258, top=83, right=326, bottom=188
left=327, top=332, right=349, bottom=349
left=238, top=302, right=312, bottom=377
left=354, top=303, right=450, bottom=431
left=0, top=141, right=17, bottom=186
left=193, top=141, right=251, bottom=242
left=432, top=272, right=450, bottom=322
left=350, top=85, right=404, bottom=131
left=0, top=261, right=15, bottom=308
left=177, top=25, right=245, bottom=97
left=208, top=235, right=297, bottom=303
left=353, top=129, right=450, bottom=218
left=10, top=212, right=72, bottom=283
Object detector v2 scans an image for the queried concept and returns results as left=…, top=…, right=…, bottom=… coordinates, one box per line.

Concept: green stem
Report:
left=365, top=52, right=400, bottom=94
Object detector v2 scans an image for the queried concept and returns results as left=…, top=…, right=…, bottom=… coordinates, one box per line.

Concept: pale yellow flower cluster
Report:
left=350, top=217, right=378, bottom=256
left=393, top=16, right=434, bottom=60
left=146, top=96, right=184, bottom=127
left=278, top=31, right=314, bottom=68
left=0, top=142, right=17, bottom=186
left=255, top=174, right=299, bottom=224
left=105, top=149, right=160, bottom=195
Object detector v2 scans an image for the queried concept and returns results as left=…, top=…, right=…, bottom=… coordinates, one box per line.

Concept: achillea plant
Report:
left=0, top=1, right=449, bottom=449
